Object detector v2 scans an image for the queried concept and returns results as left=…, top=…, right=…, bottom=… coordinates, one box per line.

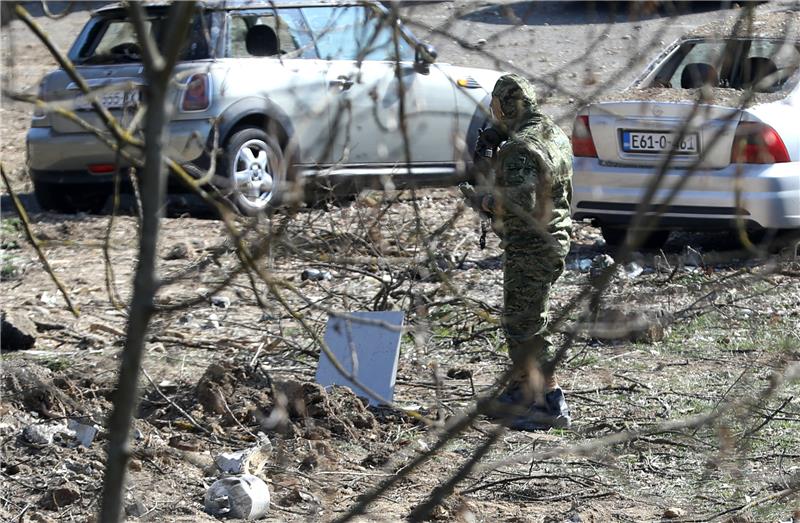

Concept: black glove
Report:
left=473, top=127, right=504, bottom=163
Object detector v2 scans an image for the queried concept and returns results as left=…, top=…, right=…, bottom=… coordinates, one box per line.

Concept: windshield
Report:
left=644, top=38, right=800, bottom=93
left=74, top=13, right=211, bottom=64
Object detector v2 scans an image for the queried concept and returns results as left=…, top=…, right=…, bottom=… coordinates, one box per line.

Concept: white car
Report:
left=27, top=1, right=502, bottom=214
left=571, top=10, right=800, bottom=247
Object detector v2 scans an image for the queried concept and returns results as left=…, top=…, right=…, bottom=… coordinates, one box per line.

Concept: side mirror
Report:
left=415, top=43, right=437, bottom=69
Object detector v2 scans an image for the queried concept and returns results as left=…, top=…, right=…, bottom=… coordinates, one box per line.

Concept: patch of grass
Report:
left=0, top=251, right=20, bottom=279
left=41, top=358, right=70, bottom=372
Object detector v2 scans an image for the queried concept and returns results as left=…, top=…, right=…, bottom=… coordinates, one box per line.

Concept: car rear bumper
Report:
left=26, top=119, right=212, bottom=177
left=571, top=157, right=800, bottom=230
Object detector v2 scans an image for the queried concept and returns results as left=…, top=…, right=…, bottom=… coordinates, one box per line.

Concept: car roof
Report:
left=684, top=9, right=800, bottom=41
left=94, top=0, right=368, bottom=15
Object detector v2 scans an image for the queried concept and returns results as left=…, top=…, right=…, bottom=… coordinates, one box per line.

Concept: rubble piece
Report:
left=624, top=261, right=644, bottom=279
left=446, top=367, right=472, bottom=380
left=683, top=246, right=704, bottom=267
left=125, top=500, right=148, bottom=518
left=662, top=507, right=686, bottom=519
left=211, top=296, right=231, bottom=309
left=316, top=311, right=404, bottom=406
left=22, top=422, right=73, bottom=446
left=1, top=310, right=37, bottom=351
left=589, top=306, right=672, bottom=343
left=205, top=314, right=221, bottom=330
left=301, top=269, right=332, bottom=282
left=39, top=485, right=80, bottom=510
left=163, top=242, right=190, bottom=260
left=205, top=474, right=270, bottom=520
left=214, top=436, right=272, bottom=475
left=67, top=419, right=99, bottom=448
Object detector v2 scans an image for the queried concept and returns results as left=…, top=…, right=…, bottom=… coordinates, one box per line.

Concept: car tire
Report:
left=223, top=127, right=286, bottom=216
left=600, top=226, right=670, bottom=250
left=33, top=180, right=110, bottom=214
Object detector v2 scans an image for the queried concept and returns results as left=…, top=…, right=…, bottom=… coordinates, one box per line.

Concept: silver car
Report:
left=571, top=10, right=800, bottom=247
left=27, top=1, right=502, bottom=214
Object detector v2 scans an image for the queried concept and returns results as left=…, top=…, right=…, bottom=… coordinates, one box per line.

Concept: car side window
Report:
left=301, top=6, right=414, bottom=62
left=228, top=9, right=315, bottom=59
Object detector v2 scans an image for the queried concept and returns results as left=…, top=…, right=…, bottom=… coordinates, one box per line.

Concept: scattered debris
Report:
left=22, top=422, right=73, bottom=447
left=446, top=367, right=473, bottom=380
left=204, top=313, right=221, bottom=330
left=214, top=436, right=272, bottom=475
left=662, top=507, right=686, bottom=519
left=164, top=242, right=191, bottom=260
left=125, top=499, right=149, bottom=518
left=1, top=310, right=37, bottom=351
left=588, top=306, right=672, bottom=343
left=39, top=485, right=80, bottom=510
left=67, top=419, right=99, bottom=448
left=624, top=261, right=644, bottom=279
left=205, top=474, right=270, bottom=520
left=211, top=295, right=232, bottom=309
left=301, top=269, right=333, bottom=282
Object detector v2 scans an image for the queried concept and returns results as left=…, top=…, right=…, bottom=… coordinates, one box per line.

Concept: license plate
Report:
left=621, top=131, right=699, bottom=154
left=75, top=89, right=141, bottom=111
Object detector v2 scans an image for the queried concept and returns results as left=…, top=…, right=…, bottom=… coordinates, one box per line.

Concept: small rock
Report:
left=163, top=242, right=190, bottom=260
left=125, top=500, right=148, bottom=518
left=301, top=269, right=332, bottom=282
left=205, top=474, right=270, bottom=520
left=20, top=512, right=56, bottom=523
left=211, top=295, right=231, bottom=309
left=1, top=310, right=37, bottom=351
left=624, top=262, right=644, bottom=279
left=169, top=434, right=202, bottom=452
left=446, top=367, right=472, bottom=380
left=204, top=313, right=220, bottom=330
left=622, top=34, right=632, bottom=40
left=40, top=485, right=80, bottom=510
left=67, top=419, right=99, bottom=448
left=475, top=38, right=487, bottom=47
left=662, top=507, right=686, bottom=519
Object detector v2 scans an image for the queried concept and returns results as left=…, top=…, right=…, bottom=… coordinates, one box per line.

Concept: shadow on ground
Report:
left=459, top=1, right=734, bottom=26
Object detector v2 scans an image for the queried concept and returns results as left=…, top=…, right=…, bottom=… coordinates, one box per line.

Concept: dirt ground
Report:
left=2, top=2, right=800, bottom=523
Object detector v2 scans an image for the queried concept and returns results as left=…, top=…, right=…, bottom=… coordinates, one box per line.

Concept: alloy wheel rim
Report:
left=232, top=138, right=275, bottom=208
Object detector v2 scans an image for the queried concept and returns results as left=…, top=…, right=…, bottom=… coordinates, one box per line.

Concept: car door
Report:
left=223, top=8, right=331, bottom=165
left=301, top=5, right=460, bottom=167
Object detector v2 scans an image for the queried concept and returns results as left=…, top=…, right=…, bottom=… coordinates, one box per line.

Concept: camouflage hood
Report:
left=492, top=74, right=544, bottom=134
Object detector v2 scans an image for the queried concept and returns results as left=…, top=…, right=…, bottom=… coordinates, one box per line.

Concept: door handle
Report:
left=330, top=75, right=354, bottom=91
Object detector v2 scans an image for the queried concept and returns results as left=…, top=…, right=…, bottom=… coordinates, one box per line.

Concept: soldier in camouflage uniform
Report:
left=464, top=74, right=573, bottom=430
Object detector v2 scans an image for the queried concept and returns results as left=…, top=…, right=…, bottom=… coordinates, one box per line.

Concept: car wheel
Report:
left=33, top=180, right=109, bottom=214
left=600, top=226, right=670, bottom=250
left=223, top=128, right=285, bottom=216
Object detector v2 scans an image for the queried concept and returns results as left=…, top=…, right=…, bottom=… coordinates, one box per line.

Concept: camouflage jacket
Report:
left=489, top=74, right=573, bottom=252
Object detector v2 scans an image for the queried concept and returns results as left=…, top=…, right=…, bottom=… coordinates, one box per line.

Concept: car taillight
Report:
left=730, top=122, right=790, bottom=164
left=572, top=114, right=597, bottom=158
left=181, top=73, right=210, bottom=111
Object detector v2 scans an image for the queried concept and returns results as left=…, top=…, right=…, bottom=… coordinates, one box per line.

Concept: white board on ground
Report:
left=316, top=311, right=404, bottom=406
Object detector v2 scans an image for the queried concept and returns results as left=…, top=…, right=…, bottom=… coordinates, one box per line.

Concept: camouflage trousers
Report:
left=502, top=238, right=569, bottom=378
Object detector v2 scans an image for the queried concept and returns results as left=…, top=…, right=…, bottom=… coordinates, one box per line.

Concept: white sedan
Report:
left=571, top=9, right=800, bottom=248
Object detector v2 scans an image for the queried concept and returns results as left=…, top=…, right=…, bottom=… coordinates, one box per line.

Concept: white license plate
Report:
left=75, top=89, right=141, bottom=111
left=621, top=131, right=699, bottom=154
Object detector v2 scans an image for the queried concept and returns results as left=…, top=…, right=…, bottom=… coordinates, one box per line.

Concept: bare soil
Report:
left=2, top=3, right=800, bottom=523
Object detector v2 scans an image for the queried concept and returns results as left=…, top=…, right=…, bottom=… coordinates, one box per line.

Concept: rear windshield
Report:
left=644, top=38, right=800, bottom=93
left=74, top=12, right=211, bottom=64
